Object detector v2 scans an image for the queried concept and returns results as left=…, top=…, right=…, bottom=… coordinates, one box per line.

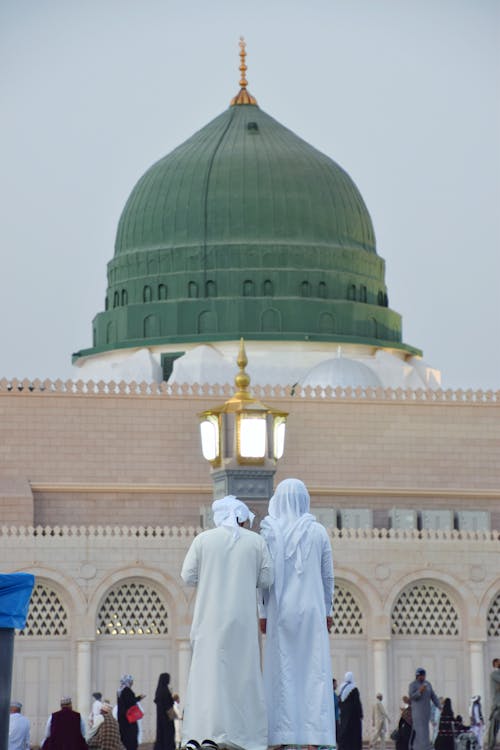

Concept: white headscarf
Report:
left=212, top=496, right=255, bottom=544
left=339, top=672, right=356, bottom=701
left=260, top=478, right=316, bottom=603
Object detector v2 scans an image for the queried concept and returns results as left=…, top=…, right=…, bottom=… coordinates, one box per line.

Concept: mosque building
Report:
left=2, top=40, right=499, bottom=744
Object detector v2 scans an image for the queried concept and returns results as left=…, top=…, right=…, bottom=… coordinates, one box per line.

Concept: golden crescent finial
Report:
left=230, top=36, right=257, bottom=106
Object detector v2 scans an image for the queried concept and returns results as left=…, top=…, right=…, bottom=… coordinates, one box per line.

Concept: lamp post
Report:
left=199, top=339, right=287, bottom=511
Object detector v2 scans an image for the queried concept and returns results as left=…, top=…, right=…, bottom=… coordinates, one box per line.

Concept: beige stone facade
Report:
left=1, top=380, right=500, bottom=743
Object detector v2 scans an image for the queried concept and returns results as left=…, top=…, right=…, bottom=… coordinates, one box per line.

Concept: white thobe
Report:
left=260, top=521, right=335, bottom=746
left=181, top=526, right=273, bottom=750
left=8, top=713, right=30, bottom=750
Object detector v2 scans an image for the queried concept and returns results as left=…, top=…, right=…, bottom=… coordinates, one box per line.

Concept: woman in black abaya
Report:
left=338, top=672, right=363, bottom=750
left=154, top=673, right=175, bottom=750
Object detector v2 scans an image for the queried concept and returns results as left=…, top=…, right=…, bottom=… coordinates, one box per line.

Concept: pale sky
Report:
left=1, top=0, right=499, bottom=388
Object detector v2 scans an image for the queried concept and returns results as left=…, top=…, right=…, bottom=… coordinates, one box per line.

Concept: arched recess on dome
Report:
left=263, top=279, right=273, bottom=297
left=188, top=281, right=198, bottom=299
left=319, top=312, right=336, bottom=334
left=205, top=280, right=216, bottom=298
left=198, top=310, right=217, bottom=334
left=369, top=317, right=378, bottom=338
left=144, top=314, right=159, bottom=338
left=106, top=321, right=116, bottom=345
left=94, top=576, right=176, bottom=742
left=243, top=280, right=255, bottom=297
left=143, top=285, right=153, bottom=303
left=261, top=308, right=281, bottom=333
left=389, top=579, right=464, bottom=712
left=318, top=281, right=327, bottom=299
left=158, top=284, right=167, bottom=300
left=121, top=289, right=128, bottom=306
left=301, top=281, right=311, bottom=298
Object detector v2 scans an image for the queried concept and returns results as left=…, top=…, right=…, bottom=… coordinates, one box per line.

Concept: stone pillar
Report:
left=177, top=639, right=192, bottom=707
left=373, top=639, right=389, bottom=702
left=470, top=640, right=485, bottom=700
left=76, top=641, right=92, bottom=717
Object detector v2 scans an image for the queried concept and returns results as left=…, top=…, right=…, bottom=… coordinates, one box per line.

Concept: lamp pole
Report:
left=199, top=339, right=287, bottom=516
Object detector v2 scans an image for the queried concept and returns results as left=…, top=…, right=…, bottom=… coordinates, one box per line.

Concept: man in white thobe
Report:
left=181, top=495, right=273, bottom=750
left=259, top=478, right=335, bottom=748
left=8, top=702, right=30, bottom=750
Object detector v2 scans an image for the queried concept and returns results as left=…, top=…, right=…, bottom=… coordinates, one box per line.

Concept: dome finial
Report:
left=230, top=36, right=258, bottom=106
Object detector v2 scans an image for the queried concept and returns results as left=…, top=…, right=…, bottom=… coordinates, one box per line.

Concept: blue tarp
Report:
left=0, top=573, right=35, bottom=629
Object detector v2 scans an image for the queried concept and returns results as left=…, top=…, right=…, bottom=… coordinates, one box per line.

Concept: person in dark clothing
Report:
left=117, top=675, right=145, bottom=750
left=435, top=698, right=456, bottom=750
left=42, top=697, right=88, bottom=750
left=396, top=696, right=412, bottom=750
left=338, top=672, right=363, bottom=750
left=154, top=673, right=175, bottom=750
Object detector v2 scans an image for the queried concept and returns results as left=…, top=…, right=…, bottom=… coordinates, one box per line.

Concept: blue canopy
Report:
left=0, top=573, right=35, bottom=629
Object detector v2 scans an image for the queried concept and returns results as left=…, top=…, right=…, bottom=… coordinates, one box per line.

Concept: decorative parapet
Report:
left=0, top=378, right=499, bottom=403
left=0, top=525, right=498, bottom=542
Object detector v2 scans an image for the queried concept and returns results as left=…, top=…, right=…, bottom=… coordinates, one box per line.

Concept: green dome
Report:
left=115, top=104, right=376, bottom=256
left=75, top=97, right=421, bottom=361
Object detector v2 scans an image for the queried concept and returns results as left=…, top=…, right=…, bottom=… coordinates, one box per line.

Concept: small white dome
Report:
left=300, top=357, right=383, bottom=389
left=169, top=345, right=235, bottom=385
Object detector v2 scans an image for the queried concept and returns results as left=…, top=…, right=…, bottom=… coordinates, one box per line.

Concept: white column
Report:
left=177, top=639, right=192, bottom=706
left=373, top=639, right=389, bottom=702
left=76, top=641, right=92, bottom=718
left=470, top=640, right=485, bottom=700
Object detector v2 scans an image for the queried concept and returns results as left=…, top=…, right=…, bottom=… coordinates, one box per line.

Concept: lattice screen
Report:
left=18, top=582, right=69, bottom=637
left=391, top=582, right=459, bottom=636
left=96, top=581, right=168, bottom=636
left=487, top=592, right=500, bottom=636
left=332, top=584, right=364, bottom=635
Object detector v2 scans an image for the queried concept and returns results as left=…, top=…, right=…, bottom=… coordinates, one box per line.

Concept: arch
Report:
left=487, top=590, right=500, bottom=637
left=369, top=317, right=379, bottom=338
left=188, top=281, right=198, bottom=299
left=263, top=279, right=274, bottom=297
left=377, top=291, right=384, bottom=306
left=143, top=314, right=159, bottom=338
left=261, top=308, right=281, bottom=333
left=319, top=312, right=335, bottom=334
left=332, top=581, right=365, bottom=636
left=198, top=310, right=217, bottom=334
left=18, top=580, right=70, bottom=637
left=143, top=285, right=153, bottom=303
left=347, top=284, right=356, bottom=301
left=113, top=291, right=119, bottom=308
left=158, top=284, right=167, bottom=300
left=96, top=578, right=169, bottom=637
left=243, top=280, right=255, bottom=297
left=318, top=281, right=327, bottom=299
left=205, top=280, right=216, bottom=298
left=360, top=285, right=367, bottom=303
left=121, top=289, right=128, bottom=306
left=105, top=297, right=109, bottom=311
left=106, top=321, right=116, bottom=345
left=301, top=280, right=311, bottom=297
left=391, top=580, right=461, bottom=637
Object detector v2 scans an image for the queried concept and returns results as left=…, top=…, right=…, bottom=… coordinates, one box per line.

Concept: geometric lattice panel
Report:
left=487, top=592, right=500, bottom=636
left=96, top=580, right=168, bottom=636
left=332, top=584, right=364, bottom=635
left=391, top=582, right=459, bottom=636
left=18, top=583, right=69, bottom=637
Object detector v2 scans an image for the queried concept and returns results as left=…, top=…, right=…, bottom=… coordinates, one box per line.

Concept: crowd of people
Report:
left=8, top=674, right=182, bottom=750
left=8, top=480, right=500, bottom=750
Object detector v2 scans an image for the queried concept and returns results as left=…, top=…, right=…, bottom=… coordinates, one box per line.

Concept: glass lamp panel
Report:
left=239, top=416, right=267, bottom=458
left=200, top=417, right=219, bottom=461
left=274, top=419, right=286, bottom=459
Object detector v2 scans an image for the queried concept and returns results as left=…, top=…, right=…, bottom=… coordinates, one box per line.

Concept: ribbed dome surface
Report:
left=115, top=104, right=376, bottom=256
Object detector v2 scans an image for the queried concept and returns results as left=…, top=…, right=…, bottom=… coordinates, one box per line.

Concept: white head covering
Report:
left=212, top=496, right=255, bottom=544
left=339, top=672, right=356, bottom=701
left=260, top=478, right=316, bottom=603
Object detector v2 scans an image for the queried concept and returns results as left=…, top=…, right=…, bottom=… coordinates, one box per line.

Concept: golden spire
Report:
left=230, top=37, right=258, bottom=106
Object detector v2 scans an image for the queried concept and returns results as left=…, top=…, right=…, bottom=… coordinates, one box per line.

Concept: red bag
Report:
left=126, top=705, right=144, bottom=723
